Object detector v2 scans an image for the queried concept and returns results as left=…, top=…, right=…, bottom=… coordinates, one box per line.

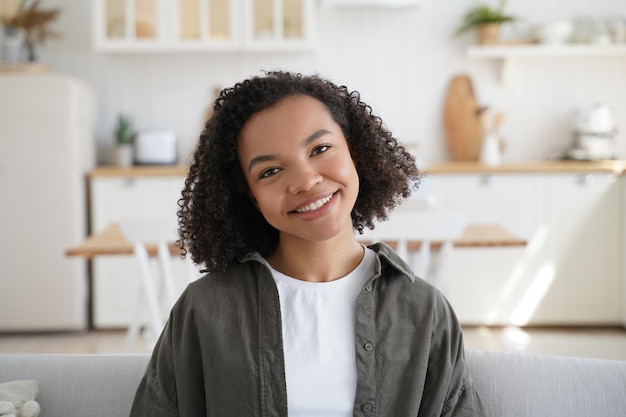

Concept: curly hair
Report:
left=178, top=71, right=423, bottom=273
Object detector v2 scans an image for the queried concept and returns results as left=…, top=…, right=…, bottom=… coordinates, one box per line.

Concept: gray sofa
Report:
left=1, top=350, right=625, bottom=416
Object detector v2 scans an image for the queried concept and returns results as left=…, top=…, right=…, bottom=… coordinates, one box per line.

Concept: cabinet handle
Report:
left=577, top=174, right=596, bottom=186
left=123, top=178, right=137, bottom=187
left=479, top=174, right=495, bottom=186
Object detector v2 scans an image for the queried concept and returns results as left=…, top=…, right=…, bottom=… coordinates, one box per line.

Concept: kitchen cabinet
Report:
left=246, top=0, right=315, bottom=51
left=92, top=0, right=315, bottom=52
left=428, top=173, right=547, bottom=325
left=87, top=163, right=625, bottom=328
left=90, top=173, right=189, bottom=328
left=428, top=170, right=623, bottom=326
left=537, top=173, right=622, bottom=324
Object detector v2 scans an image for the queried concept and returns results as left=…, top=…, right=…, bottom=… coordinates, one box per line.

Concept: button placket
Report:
left=355, top=276, right=377, bottom=417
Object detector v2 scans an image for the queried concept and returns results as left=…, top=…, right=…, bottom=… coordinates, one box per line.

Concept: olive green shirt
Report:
left=129, top=243, right=486, bottom=416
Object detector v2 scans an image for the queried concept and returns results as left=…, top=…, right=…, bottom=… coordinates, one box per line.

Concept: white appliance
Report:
left=134, top=129, right=177, bottom=165
left=567, top=103, right=618, bottom=160
left=0, top=72, right=95, bottom=331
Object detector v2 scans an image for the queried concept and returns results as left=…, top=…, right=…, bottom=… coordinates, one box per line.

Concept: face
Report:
left=237, top=94, right=360, bottom=246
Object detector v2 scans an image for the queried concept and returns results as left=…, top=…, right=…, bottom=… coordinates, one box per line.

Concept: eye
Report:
left=311, top=144, right=331, bottom=156
left=259, top=167, right=281, bottom=179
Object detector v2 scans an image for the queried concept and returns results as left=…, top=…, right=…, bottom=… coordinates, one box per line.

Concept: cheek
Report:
left=249, top=186, right=278, bottom=216
left=334, top=154, right=360, bottom=189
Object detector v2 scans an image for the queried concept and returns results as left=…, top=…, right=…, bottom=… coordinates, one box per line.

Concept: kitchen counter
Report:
left=89, top=160, right=626, bottom=177
left=423, top=160, right=626, bottom=175
left=89, top=165, right=189, bottom=177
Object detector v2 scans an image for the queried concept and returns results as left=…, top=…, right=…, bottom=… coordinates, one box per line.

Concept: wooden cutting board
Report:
left=443, top=74, right=484, bottom=161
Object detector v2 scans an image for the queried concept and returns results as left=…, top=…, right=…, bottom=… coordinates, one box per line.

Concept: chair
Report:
left=359, top=206, right=467, bottom=291
left=118, top=218, right=197, bottom=351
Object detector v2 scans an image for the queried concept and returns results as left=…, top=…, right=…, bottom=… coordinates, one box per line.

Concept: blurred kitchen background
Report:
left=1, top=0, right=626, bottom=358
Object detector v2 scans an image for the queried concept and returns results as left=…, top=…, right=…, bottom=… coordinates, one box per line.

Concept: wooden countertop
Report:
left=66, top=222, right=526, bottom=258
left=89, top=160, right=626, bottom=178
left=423, top=160, right=625, bottom=175
left=89, top=165, right=189, bottom=177
left=66, top=223, right=181, bottom=257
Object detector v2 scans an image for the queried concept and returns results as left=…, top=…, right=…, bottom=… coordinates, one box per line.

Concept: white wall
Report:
left=38, top=0, right=626, bottom=164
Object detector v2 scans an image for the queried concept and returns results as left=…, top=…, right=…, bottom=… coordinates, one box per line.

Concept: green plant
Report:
left=454, top=1, right=516, bottom=36
left=114, top=114, right=135, bottom=145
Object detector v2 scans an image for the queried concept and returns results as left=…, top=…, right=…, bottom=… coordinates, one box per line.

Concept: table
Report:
left=66, top=222, right=526, bottom=350
left=66, top=223, right=526, bottom=258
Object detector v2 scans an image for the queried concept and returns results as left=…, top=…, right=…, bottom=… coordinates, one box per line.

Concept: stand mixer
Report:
left=567, top=103, right=618, bottom=161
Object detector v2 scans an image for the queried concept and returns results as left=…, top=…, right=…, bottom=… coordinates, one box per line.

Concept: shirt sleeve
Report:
left=128, top=316, right=180, bottom=417
left=129, top=371, right=179, bottom=417
left=432, top=293, right=488, bottom=417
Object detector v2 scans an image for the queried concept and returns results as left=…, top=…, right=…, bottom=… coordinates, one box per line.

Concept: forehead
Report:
left=249, top=94, right=329, bottom=124
left=238, top=95, right=335, bottom=143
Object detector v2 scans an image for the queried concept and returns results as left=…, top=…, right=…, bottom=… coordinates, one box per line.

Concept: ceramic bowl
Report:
left=535, top=21, right=574, bottom=44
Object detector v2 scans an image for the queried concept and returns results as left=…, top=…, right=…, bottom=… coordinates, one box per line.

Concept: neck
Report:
left=267, top=229, right=364, bottom=283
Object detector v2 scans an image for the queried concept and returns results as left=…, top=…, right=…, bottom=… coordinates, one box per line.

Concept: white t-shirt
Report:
left=270, top=247, right=377, bottom=417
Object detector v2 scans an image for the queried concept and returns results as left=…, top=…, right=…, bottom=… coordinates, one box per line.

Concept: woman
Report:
left=130, top=71, right=486, bottom=416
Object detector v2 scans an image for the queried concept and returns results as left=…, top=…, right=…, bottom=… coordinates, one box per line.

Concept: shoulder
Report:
left=173, top=257, right=273, bottom=311
left=369, top=242, right=438, bottom=295
left=369, top=243, right=455, bottom=319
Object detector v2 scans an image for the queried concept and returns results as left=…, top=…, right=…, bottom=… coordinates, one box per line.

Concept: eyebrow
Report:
left=247, top=129, right=332, bottom=173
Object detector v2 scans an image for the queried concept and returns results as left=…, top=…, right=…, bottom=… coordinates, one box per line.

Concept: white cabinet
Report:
left=431, top=174, right=545, bottom=240
left=245, top=0, right=315, bottom=51
left=87, top=168, right=624, bottom=328
left=90, top=174, right=188, bottom=328
left=538, top=173, right=622, bottom=324
left=428, top=172, right=623, bottom=326
left=93, top=0, right=315, bottom=52
left=429, top=174, right=547, bottom=325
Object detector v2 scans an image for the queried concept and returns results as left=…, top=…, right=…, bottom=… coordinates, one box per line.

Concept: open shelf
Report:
left=467, top=44, right=626, bottom=58
left=466, top=43, right=626, bottom=84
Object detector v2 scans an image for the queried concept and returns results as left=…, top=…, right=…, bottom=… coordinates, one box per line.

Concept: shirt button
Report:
left=364, top=342, right=374, bottom=351
left=362, top=403, right=374, bottom=412
left=364, top=284, right=372, bottom=292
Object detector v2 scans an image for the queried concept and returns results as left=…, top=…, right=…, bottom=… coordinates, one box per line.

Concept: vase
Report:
left=25, top=38, right=37, bottom=62
left=1, top=27, right=24, bottom=64
left=476, top=23, right=501, bottom=45
left=115, top=144, right=134, bottom=168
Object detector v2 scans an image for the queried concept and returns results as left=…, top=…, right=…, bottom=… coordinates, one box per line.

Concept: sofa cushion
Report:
left=466, top=350, right=626, bottom=417
left=1, top=350, right=625, bottom=417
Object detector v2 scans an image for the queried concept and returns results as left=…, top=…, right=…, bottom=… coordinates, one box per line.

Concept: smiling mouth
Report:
left=293, top=193, right=335, bottom=214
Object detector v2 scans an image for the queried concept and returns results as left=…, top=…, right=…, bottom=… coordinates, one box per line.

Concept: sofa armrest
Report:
left=0, top=353, right=149, bottom=417
left=466, top=350, right=626, bottom=417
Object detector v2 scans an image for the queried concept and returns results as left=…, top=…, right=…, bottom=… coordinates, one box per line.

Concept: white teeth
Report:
left=295, top=195, right=333, bottom=213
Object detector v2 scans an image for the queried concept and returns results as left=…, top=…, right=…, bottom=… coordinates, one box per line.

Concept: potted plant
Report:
left=114, top=114, right=135, bottom=168
left=0, top=0, right=60, bottom=62
left=454, top=1, right=516, bottom=45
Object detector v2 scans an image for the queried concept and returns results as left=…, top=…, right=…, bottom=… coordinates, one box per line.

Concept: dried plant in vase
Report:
left=1, top=0, right=61, bottom=62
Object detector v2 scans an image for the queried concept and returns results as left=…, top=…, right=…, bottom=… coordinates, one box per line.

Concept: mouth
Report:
left=292, top=193, right=336, bottom=214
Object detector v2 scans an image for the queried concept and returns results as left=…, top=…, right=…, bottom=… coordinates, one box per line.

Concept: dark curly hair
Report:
left=178, top=71, right=423, bottom=273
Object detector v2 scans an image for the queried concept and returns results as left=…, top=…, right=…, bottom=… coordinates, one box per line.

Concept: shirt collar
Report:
left=238, top=242, right=416, bottom=283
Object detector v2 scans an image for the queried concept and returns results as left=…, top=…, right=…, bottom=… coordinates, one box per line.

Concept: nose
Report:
left=287, top=163, right=322, bottom=194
